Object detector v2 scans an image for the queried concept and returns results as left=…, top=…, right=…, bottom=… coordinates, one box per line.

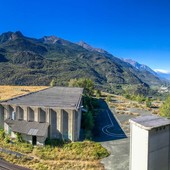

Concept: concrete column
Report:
left=23, top=106, right=28, bottom=121
left=77, top=109, right=82, bottom=140
left=12, top=106, right=17, bottom=120
left=68, top=110, right=75, bottom=141
left=0, top=105, right=4, bottom=129
left=57, top=109, right=63, bottom=139
left=46, top=108, right=51, bottom=138
left=4, top=105, right=8, bottom=120
left=34, top=107, right=39, bottom=122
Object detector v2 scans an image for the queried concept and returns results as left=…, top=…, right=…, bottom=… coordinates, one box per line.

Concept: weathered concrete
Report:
left=0, top=87, right=83, bottom=144
left=129, top=115, right=170, bottom=170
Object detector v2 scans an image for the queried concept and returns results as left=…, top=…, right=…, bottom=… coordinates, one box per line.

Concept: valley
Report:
left=0, top=31, right=165, bottom=91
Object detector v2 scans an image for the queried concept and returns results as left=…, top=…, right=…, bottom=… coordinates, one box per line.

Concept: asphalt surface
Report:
left=95, top=100, right=153, bottom=170
left=94, top=100, right=127, bottom=142
left=94, top=100, right=129, bottom=170
left=0, top=159, right=30, bottom=170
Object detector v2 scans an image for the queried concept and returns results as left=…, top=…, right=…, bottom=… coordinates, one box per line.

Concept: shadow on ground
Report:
left=93, top=99, right=127, bottom=142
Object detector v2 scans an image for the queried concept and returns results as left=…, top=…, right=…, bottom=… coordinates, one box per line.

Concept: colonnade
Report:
left=0, top=104, right=81, bottom=141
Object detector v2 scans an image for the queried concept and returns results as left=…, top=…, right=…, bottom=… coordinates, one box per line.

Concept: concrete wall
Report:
left=22, top=132, right=48, bottom=145
left=50, top=109, right=58, bottom=139
left=148, top=125, right=170, bottom=170
left=27, top=107, right=34, bottom=121
left=130, top=123, right=170, bottom=170
left=1, top=103, right=82, bottom=143
left=16, top=106, right=24, bottom=120
left=130, top=124, right=149, bottom=170
left=63, top=109, right=69, bottom=140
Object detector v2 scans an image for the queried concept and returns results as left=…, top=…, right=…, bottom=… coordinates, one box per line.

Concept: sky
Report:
left=0, top=0, right=170, bottom=72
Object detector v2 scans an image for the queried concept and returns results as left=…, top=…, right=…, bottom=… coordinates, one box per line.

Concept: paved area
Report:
left=95, top=100, right=153, bottom=170
left=101, top=138, right=130, bottom=170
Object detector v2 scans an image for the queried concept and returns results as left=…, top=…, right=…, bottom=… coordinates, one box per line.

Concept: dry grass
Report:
left=0, top=140, right=107, bottom=170
left=0, top=86, right=49, bottom=101
left=0, top=152, right=104, bottom=170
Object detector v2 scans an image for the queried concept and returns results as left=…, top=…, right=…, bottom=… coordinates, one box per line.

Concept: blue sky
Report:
left=0, top=0, right=170, bottom=71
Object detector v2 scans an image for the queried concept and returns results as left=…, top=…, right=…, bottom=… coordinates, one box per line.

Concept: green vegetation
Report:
left=106, top=95, right=111, bottom=102
left=0, top=132, right=109, bottom=169
left=124, top=93, right=146, bottom=103
left=0, top=31, right=164, bottom=91
left=50, top=79, right=56, bottom=87
left=95, top=89, right=101, bottom=98
left=69, top=78, right=99, bottom=139
left=145, top=97, right=152, bottom=108
left=69, top=78, right=94, bottom=97
left=160, top=95, right=170, bottom=118
left=34, top=140, right=109, bottom=161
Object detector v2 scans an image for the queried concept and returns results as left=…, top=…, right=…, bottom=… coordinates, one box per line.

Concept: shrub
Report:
left=159, top=95, right=170, bottom=118
left=4, top=135, right=10, bottom=143
left=145, top=97, right=152, bottom=108
left=16, top=133, right=23, bottom=143
left=0, top=129, right=5, bottom=139
left=106, top=95, right=111, bottom=102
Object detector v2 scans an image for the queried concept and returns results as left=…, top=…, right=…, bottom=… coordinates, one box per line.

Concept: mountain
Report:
left=154, top=69, right=170, bottom=81
left=122, top=59, right=158, bottom=76
left=77, top=41, right=108, bottom=54
left=0, top=31, right=163, bottom=90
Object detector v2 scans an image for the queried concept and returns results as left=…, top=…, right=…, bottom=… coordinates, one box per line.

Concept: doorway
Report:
left=32, top=136, right=37, bottom=145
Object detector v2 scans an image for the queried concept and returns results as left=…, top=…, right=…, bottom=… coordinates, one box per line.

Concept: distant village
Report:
left=158, top=85, right=170, bottom=93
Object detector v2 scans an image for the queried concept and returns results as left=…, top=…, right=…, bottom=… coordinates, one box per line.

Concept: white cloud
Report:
left=154, top=69, right=170, bottom=74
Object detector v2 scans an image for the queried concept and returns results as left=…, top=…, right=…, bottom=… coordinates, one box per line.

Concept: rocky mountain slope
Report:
left=0, top=31, right=162, bottom=89
left=122, top=59, right=157, bottom=76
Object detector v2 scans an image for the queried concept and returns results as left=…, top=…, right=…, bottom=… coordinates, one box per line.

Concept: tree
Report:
left=95, top=89, right=101, bottom=98
left=106, top=95, right=111, bottom=102
left=50, top=79, right=56, bottom=87
left=136, top=94, right=145, bottom=103
left=159, top=96, right=170, bottom=118
left=68, top=78, right=94, bottom=97
left=145, top=97, right=152, bottom=108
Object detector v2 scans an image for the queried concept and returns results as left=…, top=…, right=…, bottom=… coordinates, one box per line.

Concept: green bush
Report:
left=145, top=97, right=152, bottom=108
left=106, top=95, right=111, bottom=102
left=160, top=95, right=170, bottom=118
left=0, top=129, right=5, bottom=139
left=16, top=133, right=23, bottom=143
left=45, top=138, right=65, bottom=147
left=4, top=135, right=10, bottom=143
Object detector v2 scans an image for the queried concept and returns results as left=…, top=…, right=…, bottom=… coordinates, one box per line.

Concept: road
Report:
left=94, top=100, right=126, bottom=142
left=0, top=159, right=30, bottom=170
left=94, top=99, right=129, bottom=170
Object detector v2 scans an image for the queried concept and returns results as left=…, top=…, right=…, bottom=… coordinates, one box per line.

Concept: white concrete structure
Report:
left=129, top=115, right=170, bottom=170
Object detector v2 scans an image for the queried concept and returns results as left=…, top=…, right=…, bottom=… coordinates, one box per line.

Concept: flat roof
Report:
left=1, top=87, right=83, bottom=110
left=129, top=115, right=170, bottom=130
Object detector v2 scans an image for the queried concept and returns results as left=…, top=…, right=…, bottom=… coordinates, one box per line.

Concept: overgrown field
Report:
left=0, top=86, right=48, bottom=101
left=0, top=136, right=109, bottom=170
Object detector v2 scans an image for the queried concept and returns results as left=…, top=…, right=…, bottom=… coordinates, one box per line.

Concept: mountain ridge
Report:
left=0, top=31, right=163, bottom=90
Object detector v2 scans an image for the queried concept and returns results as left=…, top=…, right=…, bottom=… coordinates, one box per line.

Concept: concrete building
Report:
left=129, top=115, right=170, bottom=170
left=0, top=87, right=83, bottom=145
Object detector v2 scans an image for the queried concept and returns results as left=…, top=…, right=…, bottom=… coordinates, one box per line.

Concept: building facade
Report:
left=129, top=115, right=170, bottom=170
left=0, top=87, right=83, bottom=145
